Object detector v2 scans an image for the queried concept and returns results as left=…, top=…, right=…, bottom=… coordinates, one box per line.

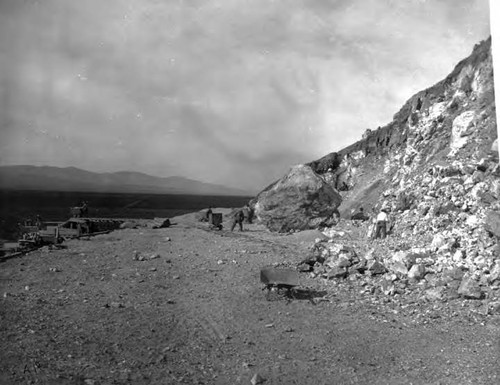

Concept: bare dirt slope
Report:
left=1, top=211, right=500, bottom=384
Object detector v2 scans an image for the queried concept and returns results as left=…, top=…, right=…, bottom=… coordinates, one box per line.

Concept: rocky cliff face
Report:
left=310, top=37, right=497, bottom=219
left=300, top=37, right=499, bottom=286
left=255, top=37, right=499, bottom=291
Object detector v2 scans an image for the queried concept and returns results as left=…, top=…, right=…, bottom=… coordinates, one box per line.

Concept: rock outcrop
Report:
left=254, top=39, right=498, bottom=258
left=309, top=37, right=497, bottom=219
left=253, top=165, right=341, bottom=232
left=255, top=37, right=499, bottom=297
left=327, top=38, right=499, bottom=280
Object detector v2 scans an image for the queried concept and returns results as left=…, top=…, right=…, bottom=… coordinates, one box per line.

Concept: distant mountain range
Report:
left=0, top=165, right=251, bottom=196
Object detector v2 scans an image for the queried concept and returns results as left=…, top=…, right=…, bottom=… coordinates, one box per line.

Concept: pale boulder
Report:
left=253, top=165, right=342, bottom=232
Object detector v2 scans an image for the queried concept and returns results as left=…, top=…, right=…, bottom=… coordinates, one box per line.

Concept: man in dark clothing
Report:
left=242, top=204, right=252, bottom=224
left=81, top=201, right=88, bottom=217
left=35, top=215, right=43, bottom=229
left=206, top=206, right=213, bottom=223
left=231, top=209, right=245, bottom=231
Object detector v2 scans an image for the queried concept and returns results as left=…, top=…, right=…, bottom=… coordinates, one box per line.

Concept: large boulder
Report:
left=253, top=165, right=342, bottom=232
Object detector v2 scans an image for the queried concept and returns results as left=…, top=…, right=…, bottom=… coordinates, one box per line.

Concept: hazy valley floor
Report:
left=1, top=210, right=499, bottom=384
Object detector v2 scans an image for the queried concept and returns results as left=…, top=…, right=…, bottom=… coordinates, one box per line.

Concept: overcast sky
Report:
left=0, top=0, right=492, bottom=193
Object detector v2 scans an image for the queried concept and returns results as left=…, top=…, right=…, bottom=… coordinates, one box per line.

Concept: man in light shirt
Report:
left=375, top=208, right=389, bottom=239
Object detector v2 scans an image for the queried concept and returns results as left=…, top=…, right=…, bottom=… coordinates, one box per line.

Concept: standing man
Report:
left=242, top=204, right=251, bottom=223
left=35, top=215, right=43, bottom=230
left=206, top=206, right=213, bottom=223
left=375, top=208, right=389, bottom=239
left=81, top=201, right=88, bottom=217
left=231, top=209, right=245, bottom=232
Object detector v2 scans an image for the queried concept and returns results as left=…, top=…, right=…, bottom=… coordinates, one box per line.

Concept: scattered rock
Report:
left=389, top=260, right=408, bottom=276
left=148, top=218, right=171, bottom=229
left=458, top=276, right=483, bottom=299
left=297, top=263, right=312, bottom=272
left=408, top=264, right=426, bottom=280
left=442, top=267, right=465, bottom=282
left=431, top=234, right=446, bottom=249
left=491, top=138, right=498, bottom=153
left=350, top=259, right=367, bottom=273
left=485, top=210, right=500, bottom=238
left=251, top=373, right=265, bottom=385
left=326, top=266, right=348, bottom=279
left=489, top=262, right=500, bottom=283
left=367, top=260, right=386, bottom=275
left=380, top=279, right=395, bottom=296
left=287, top=229, right=329, bottom=244
left=424, top=287, right=446, bottom=301
left=133, top=251, right=146, bottom=261
left=120, top=221, right=136, bottom=229
left=365, top=249, right=376, bottom=261
left=488, top=301, right=500, bottom=314
left=392, top=251, right=414, bottom=268
left=337, top=255, right=352, bottom=268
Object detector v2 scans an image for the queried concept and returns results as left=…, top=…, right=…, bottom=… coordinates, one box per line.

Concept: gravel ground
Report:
left=1, top=210, right=499, bottom=384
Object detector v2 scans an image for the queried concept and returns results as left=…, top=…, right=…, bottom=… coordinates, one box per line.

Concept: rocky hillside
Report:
left=253, top=37, right=499, bottom=299
left=305, top=36, right=499, bottom=270
left=311, top=37, right=497, bottom=216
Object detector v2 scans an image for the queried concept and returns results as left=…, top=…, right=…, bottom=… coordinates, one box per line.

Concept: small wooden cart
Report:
left=209, top=213, right=223, bottom=230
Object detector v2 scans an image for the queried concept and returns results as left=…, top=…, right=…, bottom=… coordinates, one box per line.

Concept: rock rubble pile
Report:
left=297, top=225, right=500, bottom=315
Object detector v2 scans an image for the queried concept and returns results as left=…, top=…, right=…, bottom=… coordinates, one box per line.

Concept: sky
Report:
left=0, top=0, right=492, bottom=193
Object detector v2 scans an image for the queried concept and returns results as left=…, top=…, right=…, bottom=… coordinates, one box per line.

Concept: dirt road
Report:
left=1, top=211, right=499, bottom=384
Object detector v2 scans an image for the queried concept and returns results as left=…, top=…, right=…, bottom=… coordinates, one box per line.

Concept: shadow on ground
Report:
left=264, top=287, right=328, bottom=303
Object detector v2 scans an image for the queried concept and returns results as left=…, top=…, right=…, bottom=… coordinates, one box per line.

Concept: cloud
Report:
left=0, top=0, right=492, bottom=192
